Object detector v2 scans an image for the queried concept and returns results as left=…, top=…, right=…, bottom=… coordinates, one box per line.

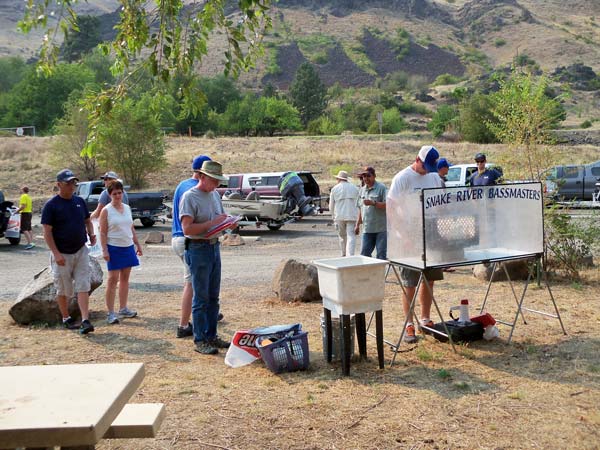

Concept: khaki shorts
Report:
left=171, top=236, right=191, bottom=282
left=400, top=267, right=444, bottom=288
left=50, top=245, right=91, bottom=297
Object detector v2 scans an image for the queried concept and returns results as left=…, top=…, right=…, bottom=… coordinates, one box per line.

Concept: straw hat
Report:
left=199, top=160, right=228, bottom=182
left=335, top=170, right=349, bottom=181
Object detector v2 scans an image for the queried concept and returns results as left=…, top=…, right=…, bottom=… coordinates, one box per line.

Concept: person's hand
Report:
left=354, top=224, right=360, bottom=235
left=54, top=253, right=66, bottom=266
left=135, top=244, right=143, bottom=256
left=363, top=199, right=374, bottom=206
left=103, top=250, right=110, bottom=262
left=89, top=235, right=97, bottom=246
left=211, top=214, right=227, bottom=226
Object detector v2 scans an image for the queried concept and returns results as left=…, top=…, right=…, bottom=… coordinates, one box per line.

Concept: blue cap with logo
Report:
left=437, top=158, right=452, bottom=170
left=417, top=145, right=440, bottom=173
left=56, top=169, right=79, bottom=182
left=192, top=155, right=212, bottom=171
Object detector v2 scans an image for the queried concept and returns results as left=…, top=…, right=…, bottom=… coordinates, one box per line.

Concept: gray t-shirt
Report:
left=179, top=187, right=224, bottom=239
left=99, top=188, right=129, bottom=206
left=358, top=180, right=387, bottom=233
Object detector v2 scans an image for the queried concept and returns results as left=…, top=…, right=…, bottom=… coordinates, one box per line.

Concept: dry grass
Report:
left=1, top=265, right=599, bottom=449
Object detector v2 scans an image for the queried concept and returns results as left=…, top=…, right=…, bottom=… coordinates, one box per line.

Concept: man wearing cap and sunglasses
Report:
left=42, top=169, right=96, bottom=335
left=179, top=160, right=237, bottom=355
left=354, top=166, right=387, bottom=260
left=468, top=153, right=502, bottom=186
left=388, top=145, right=445, bottom=343
left=91, top=171, right=129, bottom=220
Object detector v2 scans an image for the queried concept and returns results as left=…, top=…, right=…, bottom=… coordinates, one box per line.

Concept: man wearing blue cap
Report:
left=42, top=169, right=96, bottom=335
left=388, top=145, right=444, bottom=343
left=172, top=155, right=224, bottom=338
left=468, top=153, right=502, bottom=186
left=437, top=158, right=452, bottom=187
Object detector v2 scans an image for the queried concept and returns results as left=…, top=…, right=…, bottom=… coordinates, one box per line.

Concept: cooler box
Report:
left=313, top=256, right=388, bottom=315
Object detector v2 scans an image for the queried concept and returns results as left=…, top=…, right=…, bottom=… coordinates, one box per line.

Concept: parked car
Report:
left=75, top=181, right=167, bottom=227
left=0, top=189, right=21, bottom=245
left=216, top=171, right=323, bottom=209
left=543, top=160, right=600, bottom=200
left=445, top=163, right=503, bottom=187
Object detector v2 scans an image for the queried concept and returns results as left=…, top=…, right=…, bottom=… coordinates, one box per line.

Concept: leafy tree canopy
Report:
left=20, top=0, right=272, bottom=154
left=61, top=15, right=102, bottom=62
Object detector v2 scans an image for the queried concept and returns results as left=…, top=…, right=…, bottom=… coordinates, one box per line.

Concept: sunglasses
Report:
left=60, top=180, right=78, bottom=185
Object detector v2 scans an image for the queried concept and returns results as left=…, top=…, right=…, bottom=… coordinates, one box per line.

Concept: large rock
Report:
left=221, top=233, right=244, bottom=246
left=144, top=231, right=164, bottom=244
left=473, top=259, right=533, bottom=282
left=9, top=257, right=103, bottom=325
left=272, top=259, right=321, bottom=303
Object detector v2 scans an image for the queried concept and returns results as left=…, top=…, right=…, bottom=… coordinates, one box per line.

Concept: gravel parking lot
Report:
left=0, top=214, right=340, bottom=302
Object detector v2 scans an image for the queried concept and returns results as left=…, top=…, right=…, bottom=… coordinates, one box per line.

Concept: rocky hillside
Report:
left=1, top=0, right=599, bottom=90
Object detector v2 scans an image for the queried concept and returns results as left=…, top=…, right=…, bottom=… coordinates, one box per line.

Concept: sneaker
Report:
left=176, top=322, right=193, bottom=338
left=194, top=341, right=218, bottom=355
left=419, top=320, right=435, bottom=335
left=118, top=307, right=137, bottom=319
left=62, top=317, right=79, bottom=330
left=107, top=312, right=120, bottom=325
left=209, top=336, right=230, bottom=349
left=24, top=243, right=35, bottom=250
left=404, top=324, right=418, bottom=343
left=217, top=312, right=224, bottom=322
left=79, top=320, right=95, bottom=335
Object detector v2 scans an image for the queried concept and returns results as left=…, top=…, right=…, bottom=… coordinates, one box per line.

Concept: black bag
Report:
left=432, top=320, right=484, bottom=343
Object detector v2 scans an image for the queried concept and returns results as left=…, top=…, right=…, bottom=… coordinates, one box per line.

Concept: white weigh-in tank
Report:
left=313, top=256, right=388, bottom=316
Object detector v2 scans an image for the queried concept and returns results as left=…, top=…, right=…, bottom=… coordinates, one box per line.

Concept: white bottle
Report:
left=450, top=299, right=470, bottom=323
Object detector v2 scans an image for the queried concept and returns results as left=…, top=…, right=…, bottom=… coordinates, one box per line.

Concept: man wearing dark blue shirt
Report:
left=468, top=153, right=502, bottom=186
left=42, top=169, right=96, bottom=334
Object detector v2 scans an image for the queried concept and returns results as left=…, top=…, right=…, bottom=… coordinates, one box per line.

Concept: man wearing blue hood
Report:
left=388, top=145, right=444, bottom=344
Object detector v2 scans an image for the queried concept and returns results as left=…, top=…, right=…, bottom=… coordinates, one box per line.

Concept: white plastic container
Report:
left=313, top=255, right=388, bottom=315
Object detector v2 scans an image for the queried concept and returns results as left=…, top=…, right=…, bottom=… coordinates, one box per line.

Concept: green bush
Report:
left=494, top=38, right=506, bottom=47
left=432, top=73, right=462, bottom=86
left=367, top=107, right=407, bottom=134
left=581, top=120, right=593, bottom=129
left=457, top=93, right=499, bottom=143
left=427, top=104, right=458, bottom=137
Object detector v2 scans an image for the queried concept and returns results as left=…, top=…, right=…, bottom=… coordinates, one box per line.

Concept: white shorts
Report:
left=171, top=236, right=191, bottom=283
left=50, top=245, right=91, bottom=297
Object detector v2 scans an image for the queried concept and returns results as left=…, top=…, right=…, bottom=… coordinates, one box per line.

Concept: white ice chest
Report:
left=313, top=256, right=388, bottom=315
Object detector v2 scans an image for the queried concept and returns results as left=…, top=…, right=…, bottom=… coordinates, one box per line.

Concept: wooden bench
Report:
left=103, top=403, right=166, bottom=439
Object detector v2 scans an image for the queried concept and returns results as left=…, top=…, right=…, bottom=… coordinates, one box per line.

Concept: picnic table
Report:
left=0, top=362, right=164, bottom=449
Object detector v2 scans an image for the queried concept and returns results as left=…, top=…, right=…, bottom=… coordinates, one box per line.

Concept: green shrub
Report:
left=432, top=73, right=462, bottom=86
left=367, top=107, right=407, bottom=134
left=397, top=101, right=431, bottom=116
left=581, top=120, right=592, bottom=129
left=389, top=28, right=410, bottom=60
left=494, top=38, right=506, bottom=47
left=428, top=104, right=458, bottom=137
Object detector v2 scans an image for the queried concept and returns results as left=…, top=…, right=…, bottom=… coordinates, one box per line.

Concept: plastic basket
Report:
left=256, top=331, right=310, bottom=374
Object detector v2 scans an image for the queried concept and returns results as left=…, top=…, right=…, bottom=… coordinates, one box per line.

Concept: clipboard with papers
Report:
left=205, top=215, right=241, bottom=238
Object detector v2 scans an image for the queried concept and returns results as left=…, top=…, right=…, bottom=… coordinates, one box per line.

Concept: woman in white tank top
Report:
left=99, top=180, right=143, bottom=325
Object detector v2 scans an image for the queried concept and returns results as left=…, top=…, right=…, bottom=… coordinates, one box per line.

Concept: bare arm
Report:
left=90, top=201, right=106, bottom=220
left=43, top=224, right=65, bottom=266
left=99, top=208, right=109, bottom=261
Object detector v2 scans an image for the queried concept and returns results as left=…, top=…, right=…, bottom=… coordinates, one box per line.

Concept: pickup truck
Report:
left=445, top=163, right=503, bottom=187
left=75, top=181, right=167, bottom=227
left=544, top=160, right=600, bottom=200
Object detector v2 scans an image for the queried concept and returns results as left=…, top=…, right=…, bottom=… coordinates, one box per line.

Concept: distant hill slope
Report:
left=0, top=0, right=599, bottom=89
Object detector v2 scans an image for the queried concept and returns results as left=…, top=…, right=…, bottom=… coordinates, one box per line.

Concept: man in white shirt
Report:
left=329, top=170, right=359, bottom=257
left=388, top=145, right=444, bottom=343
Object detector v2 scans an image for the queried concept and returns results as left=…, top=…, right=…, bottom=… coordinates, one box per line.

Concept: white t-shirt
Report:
left=388, top=166, right=443, bottom=200
left=105, top=203, right=134, bottom=247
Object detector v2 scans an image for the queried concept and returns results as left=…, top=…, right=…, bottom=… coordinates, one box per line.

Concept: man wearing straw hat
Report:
left=180, top=160, right=236, bottom=355
left=329, top=170, right=360, bottom=257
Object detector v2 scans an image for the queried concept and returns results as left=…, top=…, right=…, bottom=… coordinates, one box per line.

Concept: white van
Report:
left=445, top=163, right=502, bottom=187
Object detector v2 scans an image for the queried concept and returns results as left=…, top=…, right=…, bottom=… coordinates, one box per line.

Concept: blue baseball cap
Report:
left=56, top=169, right=78, bottom=182
left=417, top=145, right=440, bottom=173
left=437, top=158, right=452, bottom=170
left=192, top=155, right=212, bottom=170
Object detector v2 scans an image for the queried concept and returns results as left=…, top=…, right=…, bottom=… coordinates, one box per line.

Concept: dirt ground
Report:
left=1, top=214, right=599, bottom=450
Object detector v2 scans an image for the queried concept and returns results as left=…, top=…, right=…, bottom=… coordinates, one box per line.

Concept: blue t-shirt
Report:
left=468, top=169, right=502, bottom=186
left=41, top=195, right=90, bottom=254
left=99, top=188, right=129, bottom=206
left=172, top=178, right=198, bottom=237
